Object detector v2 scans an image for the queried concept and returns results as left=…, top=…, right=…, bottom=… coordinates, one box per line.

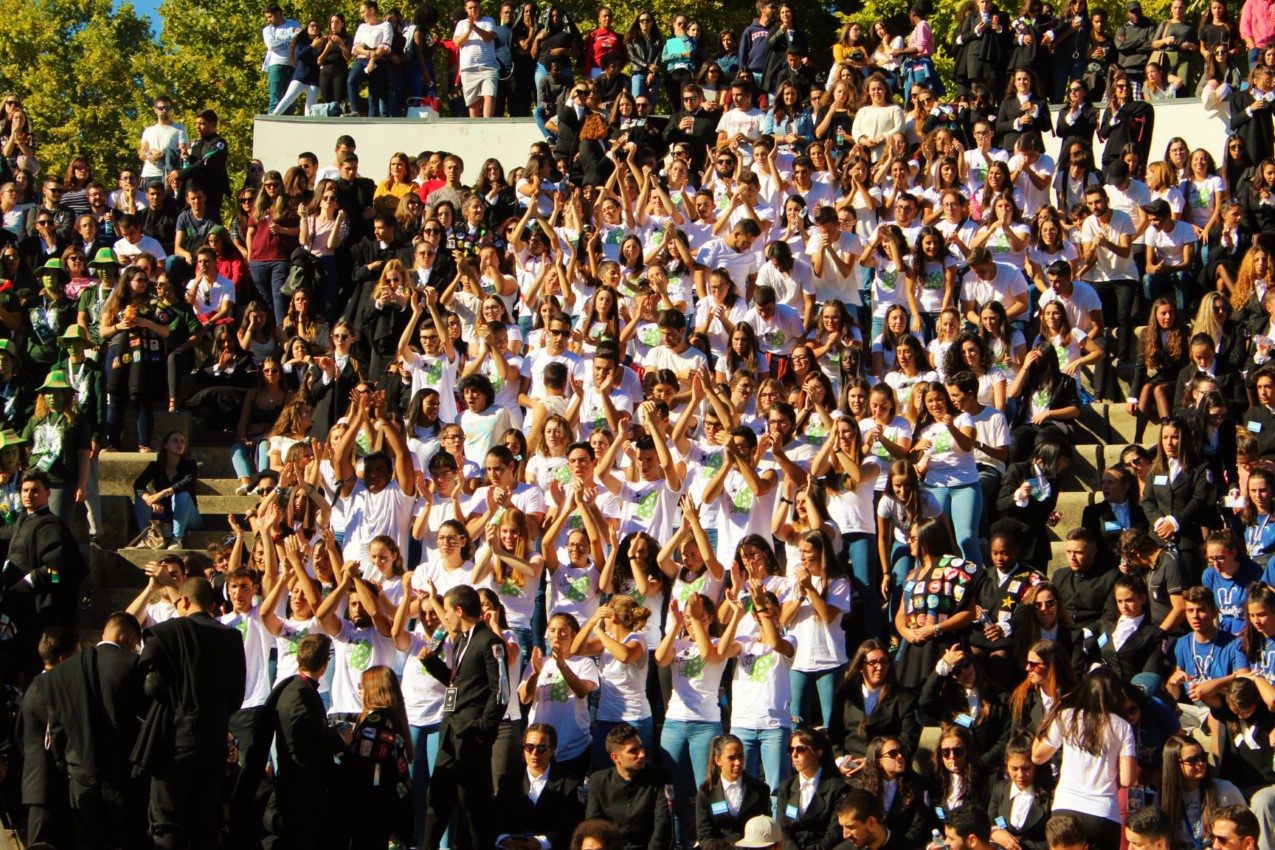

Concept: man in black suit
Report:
left=2, top=470, right=88, bottom=681
left=245, top=632, right=349, bottom=850
left=835, top=788, right=918, bottom=850
left=494, top=723, right=584, bottom=850
left=332, top=152, right=378, bottom=242
left=662, top=85, right=718, bottom=175
left=420, top=584, right=511, bottom=850
left=551, top=83, right=589, bottom=163
left=17, top=626, right=80, bottom=850
left=131, top=577, right=246, bottom=850
left=1054, top=528, right=1120, bottom=629
left=43, top=611, right=146, bottom=850
left=584, top=723, right=672, bottom=850
left=1230, top=64, right=1275, bottom=165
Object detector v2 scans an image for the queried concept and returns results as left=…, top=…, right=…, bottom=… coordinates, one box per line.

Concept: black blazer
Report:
left=306, top=355, right=363, bottom=442
left=1230, top=90, right=1275, bottom=169
left=695, top=774, right=773, bottom=844
left=585, top=765, right=673, bottom=850
left=918, top=671, right=1009, bottom=771
left=1009, top=375, right=1080, bottom=429
left=1243, top=405, right=1275, bottom=462
left=1097, top=100, right=1154, bottom=168
left=1053, top=102, right=1099, bottom=159
left=494, top=764, right=585, bottom=849
left=1141, top=462, right=1219, bottom=547
left=994, top=95, right=1051, bottom=153
left=777, top=772, right=845, bottom=850
left=422, top=621, right=510, bottom=744
left=1081, top=500, right=1149, bottom=561
left=987, top=779, right=1051, bottom=850
left=43, top=643, right=143, bottom=792
left=995, top=465, right=1062, bottom=570
left=553, top=105, right=585, bottom=161
left=828, top=683, right=920, bottom=760
left=1173, top=361, right=1247, bottom=416
left=1085, top=618, right=1166, bottom=680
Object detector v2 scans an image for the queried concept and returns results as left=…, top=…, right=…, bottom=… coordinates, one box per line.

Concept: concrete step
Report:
left=98, top=448, right=237, bottom=478
left=101, top=477, right=258, bottom=497
left=1064, top=443, right=1106, bottom=492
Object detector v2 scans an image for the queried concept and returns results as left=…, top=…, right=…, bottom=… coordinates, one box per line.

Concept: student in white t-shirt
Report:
left=656, top=592, right=743, bottom=844
left=220, top=565, right=289, bottom=725
left=596, top=402, right=684, bottom=543
left=399, top=289, right=460, bottom=425
left=724, top=580, right=797, bottom=791
left=573, top=595, right=655, bottom=767
left=333, top=394, right=418, bottom=569
left=469, top=506, right=544, bottom=663
left=313, top=561, right=400, bottom=716
left=520, top=612, right=600, bottom=776
left=779, top=528, right=852, bottom=728
left=1031, top=668, right=1138, bottom=848
left=541, top=484, right=608, bottom=622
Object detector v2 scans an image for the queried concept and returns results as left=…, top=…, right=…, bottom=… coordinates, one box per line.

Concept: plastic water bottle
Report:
left=1128, top=784, right=1145, bottom=811
left=578, top=773, right=590, bottom=804
left=927, top=828, right=945, bottom=850
left=425, top=627, right=447, bottom=654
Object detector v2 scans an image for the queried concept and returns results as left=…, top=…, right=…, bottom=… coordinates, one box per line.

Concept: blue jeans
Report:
left=267, top=64, right=292, bottom=112
left=790, top=665, right=845, bottom=728
left=843, top=531, right=883, bottom=640
left=593, top=716, right=654, bottom=770
left=106, top=380, right=155, bottom=450
left=134, top=491, right=203, bottom=540
left=631, top=72, right=660, bottom=104
left=510, top=626, right=534, bottom=674
left=660, top=718, right=722, bottom=846
left=534, top=105, right=557, bottom=142
left=230, top=439, right=270, bottom=481
left=735, top=726, right=789, bottom=798
left=410, top=723, right=444, bottom=849
left=887, top=540, right=913, bottom=634
left=347, top=58, right=389, bottom=117
left=923, top=480, right=984, bottom=566
left=250, top=260, right=290, bottom=325
left=315, top=255, right=341, bottom=323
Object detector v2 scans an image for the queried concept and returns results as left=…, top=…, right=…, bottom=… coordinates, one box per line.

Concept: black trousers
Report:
left=420, top=722, right=492, bottom=850
left=71, top=777, right=149, bottom=850
left=148, top=753, right=226, bottom=850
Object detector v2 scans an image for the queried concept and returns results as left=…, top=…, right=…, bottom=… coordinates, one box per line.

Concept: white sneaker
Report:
left=167, top=538, right=184, bottom=550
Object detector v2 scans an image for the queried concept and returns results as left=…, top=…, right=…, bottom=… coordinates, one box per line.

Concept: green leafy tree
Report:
left=0, top=0, right=159, bottom=179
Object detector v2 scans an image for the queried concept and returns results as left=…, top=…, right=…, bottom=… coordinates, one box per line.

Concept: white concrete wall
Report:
left=252, top=99, right=1232, bottom=178
left=253, top=116, right=545, bottom=179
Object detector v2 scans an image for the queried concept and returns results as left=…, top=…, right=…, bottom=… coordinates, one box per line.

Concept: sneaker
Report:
left=235, top=483, right=252, bottom=496
left=167, top=538, right=184, bottom=550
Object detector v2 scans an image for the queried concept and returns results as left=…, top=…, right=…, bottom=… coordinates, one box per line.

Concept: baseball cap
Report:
left=736, top=817, right=783, bottom=849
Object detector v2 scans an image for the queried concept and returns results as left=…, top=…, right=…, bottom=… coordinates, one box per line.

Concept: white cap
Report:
left=735, top=816, right=783, bottom=849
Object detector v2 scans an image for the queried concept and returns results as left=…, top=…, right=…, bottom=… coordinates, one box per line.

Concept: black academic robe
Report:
left=1173, top=362, right=1246, bottom=415
left=493, top=765, right=585, bottom=849
left=306, top=355, right=364, bottom=442
left=694, top=774, right=773, bottom=844
left=777, top=772, right=845, bottom=850
left=3, top=507, right=86, bottom=676
left=987, top=779, right=1051, bottom=850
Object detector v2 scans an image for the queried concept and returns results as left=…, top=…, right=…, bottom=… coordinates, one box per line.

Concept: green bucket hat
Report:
left=88, top=247, right=118, bottom=268
left=58, top=325, right=90, bottom=346
left=36, top=258, right=67, bottom=282
left=0, top=430, right=26, bottom=450
left=38, top=370, right=72, bottom=392
left=0, top=340, right=16, bottom=362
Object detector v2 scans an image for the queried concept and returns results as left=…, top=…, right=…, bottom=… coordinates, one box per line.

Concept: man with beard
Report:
left=313, top=561, right=398, bottom=720
left=585, top=723, right=672, bottom=850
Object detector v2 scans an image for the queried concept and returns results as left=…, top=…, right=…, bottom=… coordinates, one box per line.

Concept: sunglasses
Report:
left=1033, top=598, right=1057, bottom=609
left=423, top=227, right=444, bottom=235
left=787, top=744, right=811, bottom=755
left=1179, top=754, right=1207, bottom=766
left=523, top=743, right=551, bottom=754
left=1025, top=659, right=1048, bottom=672
left=548, top=328, right=570, bottom=337
left=879, top=748, right=907, bottom=760
left=332, top=332, right=352, bottom=340
left=939, top=747, right=966, bottom=758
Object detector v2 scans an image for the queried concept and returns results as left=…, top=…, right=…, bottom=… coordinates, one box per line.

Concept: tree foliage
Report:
left=0, top=0, right=159, bottom=179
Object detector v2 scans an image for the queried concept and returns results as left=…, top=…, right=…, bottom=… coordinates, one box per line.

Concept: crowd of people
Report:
left=5, top=0, right=1275, bottom=848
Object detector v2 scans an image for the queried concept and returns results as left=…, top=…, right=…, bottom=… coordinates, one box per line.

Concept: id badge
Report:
left=443, top=686, right=458, bottom=714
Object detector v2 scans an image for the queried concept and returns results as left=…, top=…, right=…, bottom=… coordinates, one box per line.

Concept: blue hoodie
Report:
left=739, top=19, right=773, bottom=74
